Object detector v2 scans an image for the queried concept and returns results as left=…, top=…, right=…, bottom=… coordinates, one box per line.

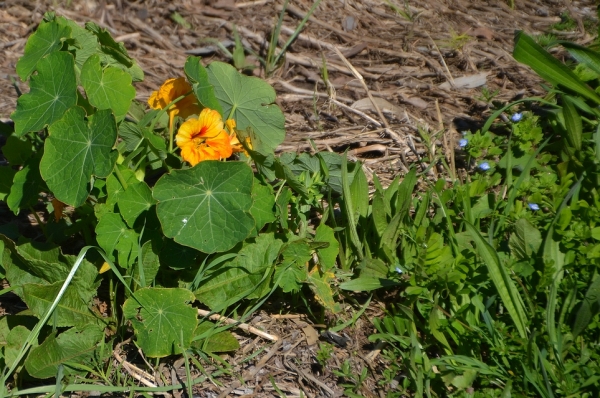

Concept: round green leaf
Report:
left=207, top=61, right=285, bottom=153
left=16, top=20, right=71, bottom=81
left=117, top=180, right=156, bottom=227
left=123, top=287, right=197, bottom=358
left=95, top=212, right=139, bottom=268
left=153, top=161, right=255, bottom=253
left=40, top=107, right=118, bottom=207
left=11, top=51, right=78, bottom=137
left=81, top=54, right=135, bottom=120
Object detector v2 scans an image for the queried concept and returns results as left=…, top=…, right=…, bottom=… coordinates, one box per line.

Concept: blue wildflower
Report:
left=528, top=203, right=540, bottom=211
left=511, top=113, right=523, bottom=122
left=459, top=138, right=468, bottom=148
left=395, top=267, right=403, bottom=274
left=479, top=162, right=490, bottom=171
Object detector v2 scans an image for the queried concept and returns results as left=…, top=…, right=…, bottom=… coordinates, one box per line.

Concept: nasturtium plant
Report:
left=123, top=288, right=197, bottom=357
left=153, top=161, right=255, bottom=254
left=40, top=107, right=118, bottom=207
left=207, top=61, right=286, bottom=153
left=12, top=51, right=78, bottom=137
left=81, top=54, right=135, bottom=120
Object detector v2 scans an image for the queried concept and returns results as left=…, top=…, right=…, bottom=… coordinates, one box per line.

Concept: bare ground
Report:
left=0, top=0, right=598, bottom=396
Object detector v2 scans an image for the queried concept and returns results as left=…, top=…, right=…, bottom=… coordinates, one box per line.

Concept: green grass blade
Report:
left=513, top=31, right=600, bottom=104
left=562, top=95, right=583, bottom=151
left=273, top=0, right=324, bottom=67
left=465, top=222, right=528, bottom=339
left=1, top=246, right=97, bottom=387
left=341, top=152, right=363, bottom=260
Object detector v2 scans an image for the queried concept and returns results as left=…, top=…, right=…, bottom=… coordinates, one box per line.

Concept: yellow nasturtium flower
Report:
left=176, top=108, right=233, bottom=166
left=148, top=77, right=200, bottom=128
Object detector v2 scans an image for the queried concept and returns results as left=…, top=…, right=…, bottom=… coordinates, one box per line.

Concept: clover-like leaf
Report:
left=81, top=54, right=135, bottom=120
left=16, top=20, right=71, bottom=81
left=11, top=51, right=78, bottom=137
left=153, top=161, right=255, bottom=253
left=123, top=287, right=197, bottom=358
left=40, top=107, right=118, bottom=207
left=207, top=61, right=285, bottom=153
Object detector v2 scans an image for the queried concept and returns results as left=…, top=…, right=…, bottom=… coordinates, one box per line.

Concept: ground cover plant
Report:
left=2, top=8, right=600, bottom=398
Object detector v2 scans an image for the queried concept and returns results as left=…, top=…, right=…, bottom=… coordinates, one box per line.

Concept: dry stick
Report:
left=426, top=32, right=455, bottom=88
left=365, top=340, right=387, bottom=363
left=197, top=309, right=279, bottom=341
left=277, top=81, right=354, bottom=103
left=329, top=98, right=382, bottom=127
left=332, top=47, right=410, bottom=171
left=113, top=341, right=159, bottom=389
left=217, top=340, right=283, bottom=398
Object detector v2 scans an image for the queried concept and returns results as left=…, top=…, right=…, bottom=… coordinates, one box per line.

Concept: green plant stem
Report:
left=168, top=116, right=175, bottom=153
left=113, top=165, right=129, bottom=190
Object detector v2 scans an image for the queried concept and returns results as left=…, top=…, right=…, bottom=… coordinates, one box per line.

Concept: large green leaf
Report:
left=12, top=51, right=78, bottom=137
left=1, top=235, right=46, bottom=297
left=24, top=324, right=104, bottom=379
left=15, top=240, right=98, bottom=303
left=509, top=218, right=542, bottom=261
left=40, top=107, right=118, bottom=207
left=0, top=167, right=16, bottom=201
left=562, top=96, right=583, bottom=151
left=465, top=222, right=528, bottom=339
left=6, top=155, right=44, bottom=215
left=572, top=276, right=600, bottom=338
left=195, top=233, right=282, bottom=311
left=184, top=56, right=223, bottom=115
left=249, top=179, right=275, bottom=236
left=81, top=54, right=135, bottom=120
left=123, top=287, right=197, bottom=358
left=207, top=61, right=285, bottom=153
left=513, top=31, right=600, bottom=105
left=16, top=20, right=71, bottom=81
left=22, top=282, right=101, bottom=328
left=314, top=224, right=339, bottom=272
left=117, top=180, right=156, bottom=227
left=85, top=22, right=144, bottom=82
left=153, top=161, right=255, bottom=253
left=95, top=212, right=139, bottom=268
left=132, top=240, right=161, bottom=289
left=81, top=55, right=135, bottom=120
left=5, top=325, right=33, bottom=371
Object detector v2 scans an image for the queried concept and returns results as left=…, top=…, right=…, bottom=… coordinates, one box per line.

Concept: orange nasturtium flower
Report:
left=176, top=108, right=233, bottom=166
left=226, top=119, right=253, bottom=155
left=148, top=77, right=200, bottom=128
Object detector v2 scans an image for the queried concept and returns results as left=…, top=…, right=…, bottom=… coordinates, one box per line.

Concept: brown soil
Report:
left=0, top=0, right=598, bottom=396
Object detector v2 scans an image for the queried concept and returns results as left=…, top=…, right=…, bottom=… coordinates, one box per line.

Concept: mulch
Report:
left=0, top=0, right=597, bottom=396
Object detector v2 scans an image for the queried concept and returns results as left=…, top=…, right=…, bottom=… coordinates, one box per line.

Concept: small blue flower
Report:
left=528, top=203, right=540, bottom=211
left=395, top=267, right=403, bottom=274
left=479, top=162, right=490, bottom=171
left=511, top=112, right=523, bottom=122
left=459, top=138, right=468, bottom=148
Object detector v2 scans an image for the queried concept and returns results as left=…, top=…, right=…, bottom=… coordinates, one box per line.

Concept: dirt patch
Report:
left=0, top=0, right=598, bottom=396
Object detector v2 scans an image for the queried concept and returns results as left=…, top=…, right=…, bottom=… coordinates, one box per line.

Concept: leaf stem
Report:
left=113, top=166, right=128, bottom=191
